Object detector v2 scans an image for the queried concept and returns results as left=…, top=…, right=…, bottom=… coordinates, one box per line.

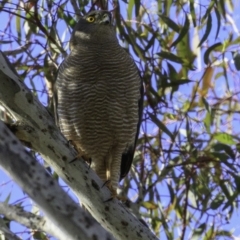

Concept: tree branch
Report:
left=0, top=217, right=21, bottom=240
left=0, top=201, right=107, bottom=240
left=0, top=51, right=157, bottom=240
left=0, top=121, right=113, bottom=240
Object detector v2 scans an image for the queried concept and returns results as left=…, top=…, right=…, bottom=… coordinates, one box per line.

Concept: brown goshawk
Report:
left=55, top=10, right=143, bottom=196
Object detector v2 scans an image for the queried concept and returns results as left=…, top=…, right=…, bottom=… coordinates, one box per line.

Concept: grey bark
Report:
left=0, top=121, right=113, bottom=240
left=0, top=202, right=66, bottom=240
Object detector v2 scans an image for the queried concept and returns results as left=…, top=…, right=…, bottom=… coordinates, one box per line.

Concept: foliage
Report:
left=0, top=0, right=240, bottom=239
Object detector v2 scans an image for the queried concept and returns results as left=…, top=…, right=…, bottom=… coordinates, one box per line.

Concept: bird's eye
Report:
left=86, top=16, right=95, bottom=22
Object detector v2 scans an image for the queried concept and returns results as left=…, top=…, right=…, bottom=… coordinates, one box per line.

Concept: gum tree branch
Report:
left=0, top=121, right=113, bottom=240
left=0, top=202, right=66, bottom=240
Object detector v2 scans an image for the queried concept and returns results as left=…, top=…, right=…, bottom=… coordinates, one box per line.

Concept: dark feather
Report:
left=53, top=63, right=63, bottom=128
left=120, top=75, right=144, bottom=181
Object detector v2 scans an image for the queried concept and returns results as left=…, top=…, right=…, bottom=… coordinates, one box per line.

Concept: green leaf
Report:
left=149, top=113, right=174, bottom=140
left=202, top=0, right=215, bottom=21
left=234, top=175, right=240, bottom=192
left=210, top=152, right=229, bottom=162
left=63, top=13, right=77, bottom=29
left=157, top=51, right=184, bottom=64
left=169, top=79, right=192, bottom=86
left=204, top=112, right=211, bottom=134
left=204, top=42, right=222, bottom=65
left=219, top=180, right=231, bottom=199
left=222, top=194, right=236, bottom=212
left=159, top=15, right=180, bottom=32
left=233, top=52, right=240, bottom=70
left=212, top=143, right=235, bottom=160
left=135, top=0, right=141, bottom=17
left=144, top=34, right=156, bottom=52
left=190, top=0, right=196, bottom=27
left=226, top=0, right=234, bottom=12
left=215, top=230, right=232, bottom=237
left=16, top=9, right=21, bottom=39
left=192, top=223, right=207, bottom=238
left=176, top=31, right=196, bottom=70
left=26, top=12, right=38, bottom=34
left=204, top=225, right=214, bottom=240
left=127, top=0, right=134, bottom=19
left=167, top=183, right=175, bottom=204
left=200, top=67, right=213, bottom=97
left=3, top=192, right=11, bottom=204
left=142, top=201, right=158, bottom=210
left=198, top=14, right=212, bottom=47
left=210, top=195, right=224, bottom=210
left=201, top=97, right=211, bottom=112
left=33, top=231, right=47, bottom=239
left=214, top=7, right=221, bottom=39
left=167, top=62, right=177, bottom=79
left=171, top=14, right=190, bottom=47
left=213, top=133, right=236, bottom=145
left=218, top=0, right=226, bottom=19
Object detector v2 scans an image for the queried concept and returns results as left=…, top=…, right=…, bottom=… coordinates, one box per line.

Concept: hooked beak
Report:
left=100, top=13, right=111, bottom=25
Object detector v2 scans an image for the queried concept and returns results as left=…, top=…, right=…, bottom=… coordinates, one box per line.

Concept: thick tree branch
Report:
left=0, top=51, right=157, bottom=240
left=0, top=121, right=113, bottom=240
left=0, top=201, right=107, bottom=240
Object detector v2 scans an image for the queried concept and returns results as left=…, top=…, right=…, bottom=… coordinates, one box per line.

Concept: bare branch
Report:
left=3, top=42, right=33, bottom=56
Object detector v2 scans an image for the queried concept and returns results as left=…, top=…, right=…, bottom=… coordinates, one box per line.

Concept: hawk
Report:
left=55, top=10, right=143, bottom=196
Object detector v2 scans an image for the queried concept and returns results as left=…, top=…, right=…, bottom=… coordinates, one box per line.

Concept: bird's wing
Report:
left=53, top=60, right=64, bottom=128
left=119, top=73, right=144, bottom=181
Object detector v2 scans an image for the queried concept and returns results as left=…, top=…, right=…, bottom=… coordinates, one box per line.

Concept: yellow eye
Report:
left=86, top=16, right=95, bottom=22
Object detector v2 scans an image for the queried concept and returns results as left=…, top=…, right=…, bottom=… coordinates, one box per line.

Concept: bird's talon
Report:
left=102, top=181, right=120, bottom=201
left=104, top=197, right=114, bottom=202
left=87, top=158, right=92, bottom=170
left=116, top=195, right=127, bottom=202
left=102, top=179, right=111, bottom=188
left=69, top=157, right=78, bottom=163
left=67, top=140, right=74, bottom=148
left=103, top=194, right=126, bottom=202
left=69, top=152, right=83, bottom=163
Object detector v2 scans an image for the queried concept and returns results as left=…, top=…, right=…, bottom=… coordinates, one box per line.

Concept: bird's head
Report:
left=83, top=10, right=112, bottom=25
left=71, top=10, right=117, bottom=46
